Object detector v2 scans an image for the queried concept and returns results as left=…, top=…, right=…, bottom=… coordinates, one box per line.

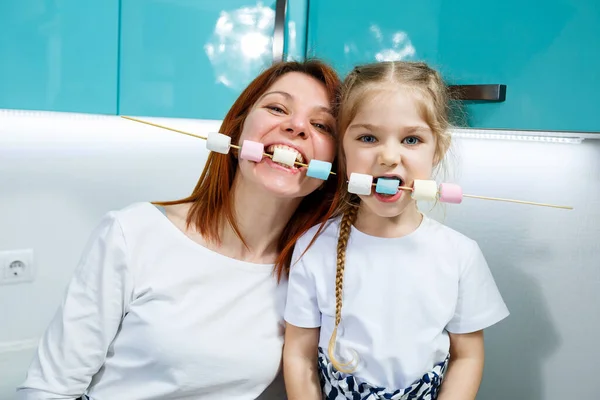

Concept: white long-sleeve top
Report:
left=16, top=202, right=288, bottom=400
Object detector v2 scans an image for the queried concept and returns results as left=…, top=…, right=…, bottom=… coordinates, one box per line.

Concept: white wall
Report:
left=1, top=110, right=599, bottom=399
left=426, top=134, right=600, bottom=400
left=0, top=110, right=218, bottom=398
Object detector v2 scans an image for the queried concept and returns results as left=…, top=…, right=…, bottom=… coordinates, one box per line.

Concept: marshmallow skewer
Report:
left=120, top=116, right=336, bottom=178
left=121, top=117, right=572, bottom=210
left=348, top=174, right=573, bottom=210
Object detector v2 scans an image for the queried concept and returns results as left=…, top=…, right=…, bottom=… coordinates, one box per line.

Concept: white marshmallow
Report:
left=206, top=132, right=231, bottom=154
left=348, top=173, right=373, bottom=195
left=272, top=147, right=297, bottom=167
left=411, top=179, right=438, bottom=201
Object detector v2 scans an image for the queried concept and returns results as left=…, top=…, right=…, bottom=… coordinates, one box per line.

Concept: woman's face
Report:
left=237, top=72, right=336, bottom=198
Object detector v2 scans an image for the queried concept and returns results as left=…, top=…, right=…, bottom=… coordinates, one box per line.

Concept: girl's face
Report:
left=342, top=89, right=438, bottom=219
left=237, top=72, right=336, bottom=198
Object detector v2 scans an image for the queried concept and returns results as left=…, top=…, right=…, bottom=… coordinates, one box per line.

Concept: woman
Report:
left=16, top=60, right=341, bottom=400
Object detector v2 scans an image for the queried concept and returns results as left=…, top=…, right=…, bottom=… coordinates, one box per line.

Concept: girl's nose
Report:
left=378, top=144, right=401, bottom=168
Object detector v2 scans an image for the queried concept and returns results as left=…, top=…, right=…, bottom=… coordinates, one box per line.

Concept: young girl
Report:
left=283, top=61, right=510, bottom=400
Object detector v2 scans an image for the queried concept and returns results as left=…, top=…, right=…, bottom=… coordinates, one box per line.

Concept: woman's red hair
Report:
left=156, top=60, right=342, bottom=282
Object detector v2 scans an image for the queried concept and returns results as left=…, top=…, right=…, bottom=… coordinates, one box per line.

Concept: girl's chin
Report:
left=361, top=197, right=415, bottom=218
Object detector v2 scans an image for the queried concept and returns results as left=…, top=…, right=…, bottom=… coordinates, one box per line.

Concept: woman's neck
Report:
left=214, top=176, right=302, bottom=264
left=354, top=202, right=423, bottom=238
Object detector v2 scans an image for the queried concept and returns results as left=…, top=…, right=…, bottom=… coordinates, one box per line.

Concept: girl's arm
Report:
left=283, top=323, right=322, bottom=400
left=438, top=330, right=485, bottom=400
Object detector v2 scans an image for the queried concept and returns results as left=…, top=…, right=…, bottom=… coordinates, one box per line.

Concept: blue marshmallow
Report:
left=375, top=178, right=400, bottom=195
left=306, top=160, right=332, bottom=180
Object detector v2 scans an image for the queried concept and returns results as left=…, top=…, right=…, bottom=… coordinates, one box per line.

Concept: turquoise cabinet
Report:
left=307, top=0, right=600, bottom=133
left=119, top=0, right=306, bottom=120
left=0, top=1, right=120, bottom=114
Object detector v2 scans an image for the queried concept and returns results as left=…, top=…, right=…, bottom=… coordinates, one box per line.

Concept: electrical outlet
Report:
left=0, top=249, right=35, bottom=285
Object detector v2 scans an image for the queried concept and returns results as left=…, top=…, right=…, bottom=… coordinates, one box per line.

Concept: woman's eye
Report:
left=358, top=135, right=377, bottom=143
left=403, top=136, right=421, bottom=145
left=266, top=105, right=285, bottom=113
left=313, top=122, right=333, bottom=133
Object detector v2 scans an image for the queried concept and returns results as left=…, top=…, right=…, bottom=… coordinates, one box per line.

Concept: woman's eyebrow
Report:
left=316, top=106, right=333, bottom=115
left=259, top=91, right=291, bottom=101
left=259, top=91, right=333, bottom=116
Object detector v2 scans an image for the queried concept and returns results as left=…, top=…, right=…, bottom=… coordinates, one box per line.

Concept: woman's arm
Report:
left=437, top=330, right=485, bottom=400
left=16, top=212, right=132, bottom=399
left=283, top=323, right=322, bottom=400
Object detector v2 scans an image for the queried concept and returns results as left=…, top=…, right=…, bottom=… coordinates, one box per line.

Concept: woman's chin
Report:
left=249, top=163, right=319, bottom=198
left=235, top=161, right=324, bottom=200
left=259, top=178, right=319, bottom=199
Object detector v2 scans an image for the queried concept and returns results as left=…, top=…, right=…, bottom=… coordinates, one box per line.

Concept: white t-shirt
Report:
left=284, top=214, right=509, bottom=390
left=17, top=202, right=288, bottom=400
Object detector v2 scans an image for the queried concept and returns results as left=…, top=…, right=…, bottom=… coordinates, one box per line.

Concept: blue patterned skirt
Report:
left=317, top=347, right=449, bottom=400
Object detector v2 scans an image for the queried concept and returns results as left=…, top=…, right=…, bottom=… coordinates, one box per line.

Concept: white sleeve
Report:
left=445, top=241, right=510, bottom=334
left=283, top=241, right=321, bottom=328
left=16, top=212, right=133, bottom=399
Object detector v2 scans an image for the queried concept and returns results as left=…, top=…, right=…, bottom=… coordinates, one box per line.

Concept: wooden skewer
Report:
left=463, top=194, right=573, bottom=210
left=120, top=115, right=336, bottom=175
left=121, top=116, right=207, bottom=140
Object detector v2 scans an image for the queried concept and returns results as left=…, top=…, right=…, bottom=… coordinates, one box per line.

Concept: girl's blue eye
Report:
left=403, top=136, right=420, bottom=145
left=359, top=135, right=377, bottom=143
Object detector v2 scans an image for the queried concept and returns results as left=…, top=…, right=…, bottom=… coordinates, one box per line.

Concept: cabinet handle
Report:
left=448, top=84, right=507, bottom=102
left=272, top=0, right=288, bottom=63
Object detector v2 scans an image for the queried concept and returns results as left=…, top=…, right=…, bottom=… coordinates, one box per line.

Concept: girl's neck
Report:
left=215, top=175, right=302, bottom=264
left=354, top=202, right=424, bottom=238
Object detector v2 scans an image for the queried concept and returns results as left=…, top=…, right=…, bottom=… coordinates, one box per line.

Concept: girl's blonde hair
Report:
left=328, top=61, right=453, bottom=373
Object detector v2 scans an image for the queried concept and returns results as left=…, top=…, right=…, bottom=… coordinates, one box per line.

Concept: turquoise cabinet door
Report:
left=307, top=0, right=600, bottom=133
left=119, top=0, right=305, bottom=120
left=0, top=1, right=120, bottom=114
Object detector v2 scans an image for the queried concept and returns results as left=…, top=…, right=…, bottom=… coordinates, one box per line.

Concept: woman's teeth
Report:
left=266, top=144, right=304, bottom=168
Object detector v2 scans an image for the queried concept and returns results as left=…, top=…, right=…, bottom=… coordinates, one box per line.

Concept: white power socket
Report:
left=0, top=249, right=35, bottom=285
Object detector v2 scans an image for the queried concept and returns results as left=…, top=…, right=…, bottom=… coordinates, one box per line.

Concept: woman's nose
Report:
left=281, top=115, right=308, bottom=138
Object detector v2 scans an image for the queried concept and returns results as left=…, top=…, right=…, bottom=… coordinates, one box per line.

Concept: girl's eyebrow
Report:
left=348, top=123, right=379, bottom=131
left=349, top=123, right=431, bottom=134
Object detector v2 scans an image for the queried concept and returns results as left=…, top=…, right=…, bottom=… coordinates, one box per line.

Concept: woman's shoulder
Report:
left=96, top=201, right=166, bottom=239
left=108, top=201, right=158, bottom=222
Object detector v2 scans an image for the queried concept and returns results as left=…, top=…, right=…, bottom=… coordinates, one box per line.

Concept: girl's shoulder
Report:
left=294, top=216, right=343, bottom=253
left=420, top=215, right=480, bottom=255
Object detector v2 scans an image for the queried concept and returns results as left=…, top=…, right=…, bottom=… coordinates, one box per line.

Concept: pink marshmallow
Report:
left=240, top=140, right=264, bottom=162
left=439, top=183, right=463, bottom=204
